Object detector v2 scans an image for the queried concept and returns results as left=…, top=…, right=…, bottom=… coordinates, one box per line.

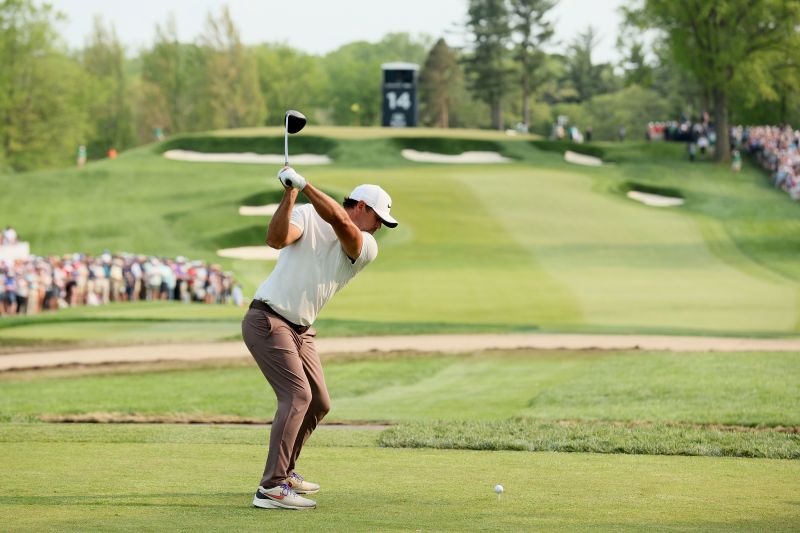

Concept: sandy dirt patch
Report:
left=564, top=150, right=603, bottom=166
left=217, top=246, right=280, bottom=261
left=627, top=190, right=685, bottom=207
left=3, top=334, right=800, bottom=372
left=239, top=204, right=279, bottom=216
left=401, top=149, right=511, bottom=163
left=164, top=149, right=331, bottom=165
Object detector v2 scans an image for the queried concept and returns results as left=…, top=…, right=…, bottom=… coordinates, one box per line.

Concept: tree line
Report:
left=1, top=0, right=798, bottom=171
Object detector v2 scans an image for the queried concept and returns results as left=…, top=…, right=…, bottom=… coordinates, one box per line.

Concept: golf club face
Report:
left=285, top=110, right=307, bottom=134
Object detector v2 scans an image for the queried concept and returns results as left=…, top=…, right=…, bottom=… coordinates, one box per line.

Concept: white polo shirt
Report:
left=254, top=204, right=378, bottom=326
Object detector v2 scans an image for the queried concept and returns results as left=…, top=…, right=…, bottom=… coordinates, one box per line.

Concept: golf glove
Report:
left=278, top=167, right=307, bottom=190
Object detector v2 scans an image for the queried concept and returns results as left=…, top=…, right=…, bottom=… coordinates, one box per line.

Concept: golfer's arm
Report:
left=301, top=183, right=362, bottom=259
left=266, top=188, right=302, bottom=249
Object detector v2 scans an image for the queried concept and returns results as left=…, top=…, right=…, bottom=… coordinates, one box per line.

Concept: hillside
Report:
left=0, top=128, right=798, bottom=343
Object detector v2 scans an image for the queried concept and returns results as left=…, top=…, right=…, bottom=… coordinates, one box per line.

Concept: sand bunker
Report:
left=239, top=204, right=279, bottom=216
left=164, top=150, right=332, bottom=165
left=401, top=149, right=510, bottom=163
left=627, top=190, right=685, bottom=207
left=564, top=150, right=603, bottom=166
left=217, top=246, right=280, bottom=261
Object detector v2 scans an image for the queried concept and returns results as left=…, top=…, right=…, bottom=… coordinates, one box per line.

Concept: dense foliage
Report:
left=0, top=0, right=798, bottom=170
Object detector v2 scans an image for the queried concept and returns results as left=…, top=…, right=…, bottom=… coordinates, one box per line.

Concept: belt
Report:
left=249, top=300, right=311, bottom=335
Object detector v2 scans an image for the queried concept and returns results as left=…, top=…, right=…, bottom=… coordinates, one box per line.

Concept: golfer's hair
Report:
left=343, top=198, right=358, bottom=209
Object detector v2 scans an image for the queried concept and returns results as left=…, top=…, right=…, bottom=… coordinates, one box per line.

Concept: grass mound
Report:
left=392, top=136, right=510, bottom=156
left=529, top=139, right=606, bottom=159
left=238, top=190, right=286, bottom=206
left=204, top=224, right=266, bottom=250
left=378, top=418, right=800, bottom=459
left=240, top=185, right=346, bottom=208
left=158, top=134, right=337, bottom=155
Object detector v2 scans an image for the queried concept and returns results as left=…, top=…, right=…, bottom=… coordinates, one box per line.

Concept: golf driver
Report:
left=284, top=109, right=307, bottom=167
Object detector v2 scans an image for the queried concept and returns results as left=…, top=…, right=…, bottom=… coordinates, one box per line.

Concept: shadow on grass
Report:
left=204, top=224, right=266, bottom=250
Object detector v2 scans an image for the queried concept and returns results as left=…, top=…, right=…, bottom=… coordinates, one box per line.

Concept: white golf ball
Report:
left=494, top=484, right=504, bottom=494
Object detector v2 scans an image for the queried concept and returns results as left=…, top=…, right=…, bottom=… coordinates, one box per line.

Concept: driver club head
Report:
left=285, top=110, right=307, bottom=134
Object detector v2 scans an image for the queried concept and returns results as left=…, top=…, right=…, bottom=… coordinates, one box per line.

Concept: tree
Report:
left=464, top=0, right=514, bottom=130
left=509, top=0, right=555, bottom=128
left=419, top=38, right=462, bottom=127
left=323, top=33, right=430, bottom=126
left=82, top=16, right=135, bottom=158
left=565, top=26, right=604, bottom=102
left=196, top=6, right=264, bottom=130
left=585, top=84, right=670, bottom=140
left=254, top=44, right=327, bottom=126
left=0, top=0, right=91, bottom=170
left=616, top=25, right=653, bottom=89
left=649, top=38, right=704, bottom=119
left=137, top=14, right=198, bottom=135
left=630, top=0, right=800, bottom=162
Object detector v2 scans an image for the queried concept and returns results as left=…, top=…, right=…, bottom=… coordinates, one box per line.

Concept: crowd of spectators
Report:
left=647, top=115, right=715, bottom=162
left=0, top=252, right=244, bottom=316
left=744, top=125, right=800, bottom=201
left=647, top=117, right=800, bottom=201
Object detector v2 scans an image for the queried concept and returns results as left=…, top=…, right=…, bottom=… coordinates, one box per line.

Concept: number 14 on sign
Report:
left=387, top=91, right=411, bottom=110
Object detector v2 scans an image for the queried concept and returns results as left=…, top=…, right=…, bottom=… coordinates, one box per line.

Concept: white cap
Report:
left=347, top=184, right=398, bottom=228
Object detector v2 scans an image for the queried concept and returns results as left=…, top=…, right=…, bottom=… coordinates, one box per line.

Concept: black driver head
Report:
left=285, top=110, right=307, bottom=134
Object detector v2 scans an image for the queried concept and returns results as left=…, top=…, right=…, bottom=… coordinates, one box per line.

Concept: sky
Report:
left=51, top=0, right=627, bottom=64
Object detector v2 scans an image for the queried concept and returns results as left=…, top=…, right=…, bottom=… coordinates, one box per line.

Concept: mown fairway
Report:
left=0, top=130, right=798, bottom=346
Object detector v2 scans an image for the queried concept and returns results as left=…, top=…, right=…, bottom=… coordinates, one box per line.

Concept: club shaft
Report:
left=284, top=115, right=289, bottom=167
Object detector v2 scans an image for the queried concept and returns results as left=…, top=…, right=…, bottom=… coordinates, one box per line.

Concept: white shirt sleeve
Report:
left=352, top=231, right=378, bottom=272
left=289, top=204, right=309, bottom=233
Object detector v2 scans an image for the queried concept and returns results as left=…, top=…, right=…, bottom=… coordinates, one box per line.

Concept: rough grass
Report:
left=378, top=418, right=800, bottom=459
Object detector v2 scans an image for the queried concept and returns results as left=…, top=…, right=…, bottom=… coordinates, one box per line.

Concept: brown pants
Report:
left=242, top=306, right=331, bottom=488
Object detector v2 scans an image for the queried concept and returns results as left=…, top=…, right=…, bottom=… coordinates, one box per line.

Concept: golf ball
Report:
left=494, top=484, right=504, bottom=494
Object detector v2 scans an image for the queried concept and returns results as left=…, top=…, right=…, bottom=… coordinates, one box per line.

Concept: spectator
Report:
left=731, top=149, right=742, bottom=172
left=77, top=145, right=87, bottom=168
left=2, top=226, right=18, bottom=246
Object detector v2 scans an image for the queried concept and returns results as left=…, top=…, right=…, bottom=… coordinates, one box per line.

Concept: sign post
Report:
left=381, top=62, right=419, bottom=128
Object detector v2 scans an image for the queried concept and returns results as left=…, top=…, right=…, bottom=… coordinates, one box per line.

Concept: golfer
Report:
left=243, top=166, right=397, bottom=510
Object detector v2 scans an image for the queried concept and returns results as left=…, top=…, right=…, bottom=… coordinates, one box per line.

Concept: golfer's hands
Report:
left=278, top=166, right=307, bottom=191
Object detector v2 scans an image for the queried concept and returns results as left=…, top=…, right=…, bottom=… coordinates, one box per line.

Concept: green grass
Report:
left=379, top=419, right=800, bottom=459
left=3, top=351, right=797, bottom=429
left=1, top=130, right=798, bottom=343
left=1, top=423, right=798, bottom=531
